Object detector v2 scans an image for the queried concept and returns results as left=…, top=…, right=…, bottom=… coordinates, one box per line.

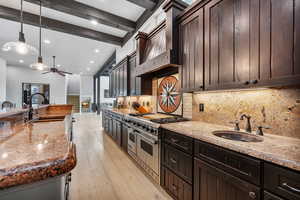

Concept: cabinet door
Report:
left=116, top=121, right=122, bottom=146
left=258, top=0, right=300, bottom=87
left=129, top=55, right=139, bottom=96
left=179, top=8, right=204, bottom=92
left=121, top=124, right=128, bottom=152
left=123, top=61, right=128, bottom=96
left=264, top=192, right=285, bottom=200
left=161, top=167, right=192, bottom=200
left=194, top=158, right=260, bottom=200
left=204, top=0, right=259, bottom=90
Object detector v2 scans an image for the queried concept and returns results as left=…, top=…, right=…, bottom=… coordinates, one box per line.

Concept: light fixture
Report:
left=90, top=20, right=98, bottom=25
left=2, top=0, right=37, bottom=55
left=90, top=60, right=95, bottom=64
left=57, top=64, right=61, bottom=67
left=87, top=67, right=91, bottom=71
left=94, top=49, right=99, bottom=53
left=30, top=0, right=48, bottom=71
left=19, top=59, right=24, bottom=63
left=44, top=39, right=51, bottom=44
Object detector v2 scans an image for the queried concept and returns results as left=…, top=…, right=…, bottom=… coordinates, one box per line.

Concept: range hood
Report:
left=135, top=0, right=188, bottom=77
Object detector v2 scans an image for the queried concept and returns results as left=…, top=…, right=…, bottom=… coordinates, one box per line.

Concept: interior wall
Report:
left=0, top=58, right=7, bottom=103
left=100, top=76, right=114, bottom=104
left=6, top=66, right=67, bottom=107
left=66, top=74, right=80, bottom=95
left=188, top=88, right=300, bottom=139
left=116, top=4, right=166, bottom=62
left=80, top=75, right=93, bottom=112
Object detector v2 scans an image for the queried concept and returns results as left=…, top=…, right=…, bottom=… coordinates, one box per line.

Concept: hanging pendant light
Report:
left=30, top=0, right=48, bottom=71
left=2, top=0, right=38, bottom=55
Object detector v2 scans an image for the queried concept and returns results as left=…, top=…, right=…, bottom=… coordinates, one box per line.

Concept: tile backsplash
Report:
left=190, top=87, right=300, bottom=139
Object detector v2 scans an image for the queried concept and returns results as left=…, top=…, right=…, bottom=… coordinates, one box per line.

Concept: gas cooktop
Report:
left=150, top=116, right=189, bottom=124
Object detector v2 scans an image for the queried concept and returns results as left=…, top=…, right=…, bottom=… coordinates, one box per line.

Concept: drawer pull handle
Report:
left=282, top=182, right=300, bottom=193
left=170, top=158, right=177, bottom=164
left=172, top=184, right=178, bottom=191
left=170, top=138, right=179, bottom=143
left=249, top=192, right=256, bottom=199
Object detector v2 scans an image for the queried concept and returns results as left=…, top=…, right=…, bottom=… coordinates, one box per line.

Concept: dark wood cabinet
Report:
left=121, top=123, right=128, bottom=152
left=264, top=192, right=285, bottom=200
left=194, top=158, right=261, bottom=200
left=161, top=167, right=192, bottom=200
left=115, top=120, right=122, bottom=147
left=162, top=143, right=193, bottom=184
left=162, top=129, right=193, bottom=154
left=179, top=8, right=204, bottom=92
left=264, top=163, right=300, bottom=200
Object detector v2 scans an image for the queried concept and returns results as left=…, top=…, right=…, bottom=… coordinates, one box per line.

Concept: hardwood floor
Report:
left=70, top=113, right=172, bottom=200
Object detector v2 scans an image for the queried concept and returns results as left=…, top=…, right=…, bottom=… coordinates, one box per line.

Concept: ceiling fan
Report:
left=42, top=56, right=72, bottom=77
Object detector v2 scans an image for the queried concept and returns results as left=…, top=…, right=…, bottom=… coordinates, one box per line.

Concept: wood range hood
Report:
left=135, top=0, right=188, bottom=77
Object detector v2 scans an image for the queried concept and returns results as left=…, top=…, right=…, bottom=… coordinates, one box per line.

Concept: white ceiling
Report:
left=0, top=0, right=147, bottom=75
left=0, top=18, right=117, bottom=75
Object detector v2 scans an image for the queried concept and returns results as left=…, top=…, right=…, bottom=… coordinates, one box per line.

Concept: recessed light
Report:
left=44, top=39, right=51, bottom=44
left=57, top=64, right=61, bottom=67
left=90, top=61, right=95, bottom=64
left=19, top=59, right=24, bottom=63
left=91, top=20, right=98, bottom=25
left=87, top=67, right=91, bottom=71
left=94, top=49, right=99, bottom=53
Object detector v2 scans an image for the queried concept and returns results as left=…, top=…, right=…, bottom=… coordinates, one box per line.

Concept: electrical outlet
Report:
left=199, top=103, right=204, bottom=112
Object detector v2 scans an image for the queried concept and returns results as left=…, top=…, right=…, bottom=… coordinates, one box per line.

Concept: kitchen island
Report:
left=0, top=105, right=76, bottom=200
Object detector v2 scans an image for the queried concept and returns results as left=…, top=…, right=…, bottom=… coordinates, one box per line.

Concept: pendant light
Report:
left=30, top=0, right=48, bottom=71
left=2, top=0, right=38, bottom=55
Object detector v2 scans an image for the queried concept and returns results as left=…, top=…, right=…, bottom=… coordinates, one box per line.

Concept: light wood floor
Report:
left=70, top=113, right=172, bottom=200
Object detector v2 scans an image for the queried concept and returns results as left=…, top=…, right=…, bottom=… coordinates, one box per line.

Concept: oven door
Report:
left=137, top=132, right=159, bottom=175
left=127, top=128, right=137, bottom=155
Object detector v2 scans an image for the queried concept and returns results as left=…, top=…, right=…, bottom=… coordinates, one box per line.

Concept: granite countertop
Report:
left=161, top=121, right=300, bottom=172
left=0, top=108, right=28, bottom=119
left=0, top=115, right=76, bottom=189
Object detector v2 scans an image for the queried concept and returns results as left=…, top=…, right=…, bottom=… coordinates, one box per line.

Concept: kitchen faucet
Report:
left=28, top=93, right=47, bottom=121
left=240, top=114, right=252, bottom=133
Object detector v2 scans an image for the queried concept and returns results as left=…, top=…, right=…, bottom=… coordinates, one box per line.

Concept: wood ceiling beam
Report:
left=126, top=0, right=156, bottom=10
left=24, top=0, right=136, bottom=32
left=0, top=6, right=123, bottom=46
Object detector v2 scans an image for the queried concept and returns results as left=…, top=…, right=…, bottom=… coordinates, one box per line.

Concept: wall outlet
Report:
left=199, top=103, right=205, bottom=112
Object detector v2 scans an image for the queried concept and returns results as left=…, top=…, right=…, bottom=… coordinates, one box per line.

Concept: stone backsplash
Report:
left=191, top=87, right=300, bottom=139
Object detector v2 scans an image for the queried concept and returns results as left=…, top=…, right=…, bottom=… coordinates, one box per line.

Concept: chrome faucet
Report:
left=28, top=93, right=47, bottom=121
left=240, top=114, right=252, bottom=133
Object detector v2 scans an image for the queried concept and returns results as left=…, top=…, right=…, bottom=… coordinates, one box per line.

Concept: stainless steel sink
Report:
left=213, top=130, right=263, bottom=142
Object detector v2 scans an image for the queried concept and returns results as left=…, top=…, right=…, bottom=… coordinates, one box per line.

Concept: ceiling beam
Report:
left=24, top=0, right=136, bottom=32
left=126, top=0, right=156, bottom=10
left=123, top=0, right=164, bottom=45
left=94, top=51, right=116, bottom=77
left=0, top=6, right=123, bottom=46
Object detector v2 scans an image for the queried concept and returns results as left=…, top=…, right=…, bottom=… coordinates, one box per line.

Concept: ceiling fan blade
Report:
left=57, top=71, right=66, bottom=77
left=42, top=71, right=51, bottom=74
left=59, top=70, right=73, bottom=75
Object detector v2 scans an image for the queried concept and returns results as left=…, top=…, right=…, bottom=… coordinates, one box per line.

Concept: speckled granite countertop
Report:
left=0, top=115, right=76, bottom=189
left=161, top=121, right=300, bottom=172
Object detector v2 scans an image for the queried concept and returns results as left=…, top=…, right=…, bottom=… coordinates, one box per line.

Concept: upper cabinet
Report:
left=179, top=0, right=300, bottom=92
left=109, top=57, right=130, bottom=97
left=179, top=8, right=205, bottom=92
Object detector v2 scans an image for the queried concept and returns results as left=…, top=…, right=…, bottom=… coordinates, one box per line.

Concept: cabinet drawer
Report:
left=161, top=166, right=192, bottom=200
left=162, top=143, right=193, bottom=184
left=162, top=129, right=193, bottom=154
left=195, top=140, right=261, bottom=185
left=264, top=163, right=300, bottom=200
left=264, top=191, right=285, bottom=200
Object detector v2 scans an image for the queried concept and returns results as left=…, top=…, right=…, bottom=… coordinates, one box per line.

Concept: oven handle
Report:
left=138, top=132, right=158, bottom=145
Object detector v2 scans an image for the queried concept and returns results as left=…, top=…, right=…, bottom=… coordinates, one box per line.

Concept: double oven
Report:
left=127, top=118, right=160, bottom=183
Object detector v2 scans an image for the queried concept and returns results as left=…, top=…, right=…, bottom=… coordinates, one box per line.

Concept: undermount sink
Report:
left=213, top=130, right=263, bottom=142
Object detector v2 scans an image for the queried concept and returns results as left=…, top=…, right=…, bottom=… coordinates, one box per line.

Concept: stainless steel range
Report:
left=126, top=113, right=188, bottom=183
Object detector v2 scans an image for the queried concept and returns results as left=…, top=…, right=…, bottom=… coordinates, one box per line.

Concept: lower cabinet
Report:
left=264, top=192, right=284, bottom=200
left=121, top=123, right=128, bottom=152
left=194, top=158, right=260, bottom=200
left=115, top=120, right=122, bottom=147
left=161, top=167, right=192, bottom=200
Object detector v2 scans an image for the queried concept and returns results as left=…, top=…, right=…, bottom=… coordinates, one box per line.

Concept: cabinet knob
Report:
left=249, top=192, right=256, bottom=199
